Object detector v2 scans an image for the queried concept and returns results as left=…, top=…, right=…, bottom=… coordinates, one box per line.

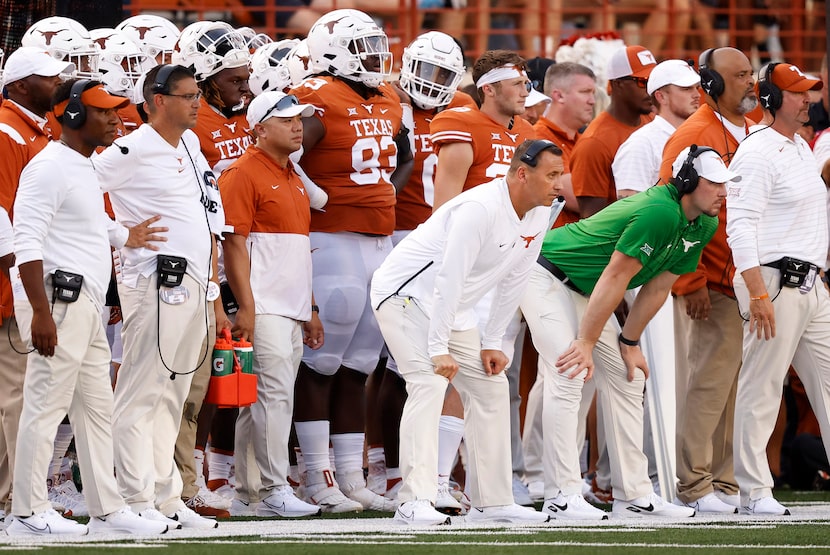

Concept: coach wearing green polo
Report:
left=521, top=145, right=739, bottom=520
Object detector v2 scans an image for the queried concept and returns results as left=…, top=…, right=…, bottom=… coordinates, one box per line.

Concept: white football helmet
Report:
left=287, top=39, right=318, bottom=87
left=306, top=9, right=392, bottom=88
left=173, top=21, right=249, bottom=82
left=400, top=31, right=465, bottom=110
left=90, top=28, right=156, bottom=96
left=116, top=14, right=180, bottom=64
left=249, top=39, right=298, bottom=95
left=21, top=16, right=100, bottom=78
left=236, top=26, right=273, bottom=52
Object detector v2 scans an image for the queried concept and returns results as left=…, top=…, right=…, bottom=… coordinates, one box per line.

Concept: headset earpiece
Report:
left=519, top=139, right=560, bottom=168
left=674, top=144, right=719, bottom=196
left=152, top=64, right=177, bottom=95
left=757, top=62, right=782, bottom=115
left=63, top=79, right=92, bottom=130
left=698, top=48, right=724, bottom=102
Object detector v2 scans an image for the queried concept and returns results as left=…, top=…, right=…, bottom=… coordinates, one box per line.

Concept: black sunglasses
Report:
left=617, top=76, right=648, bottom=89
left=259, top=94, right=300, bottom=123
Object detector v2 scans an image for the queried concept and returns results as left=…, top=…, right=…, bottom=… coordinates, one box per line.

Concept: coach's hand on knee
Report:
left=432, top=354, right=459, bottom=381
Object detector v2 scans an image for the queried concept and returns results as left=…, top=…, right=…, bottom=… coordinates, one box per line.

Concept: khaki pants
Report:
left=674, top=289, right=741, bottom=503
left=375, top=297, right=513, bottom=508
left=0, top=318, right=26, bottom=513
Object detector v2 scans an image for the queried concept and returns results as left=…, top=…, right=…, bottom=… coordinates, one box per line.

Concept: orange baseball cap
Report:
left=607, top=45, right=657, bottom=80
left=768, top=63, right=823, bottom=92
left=54, top=84, right=130, bottom=119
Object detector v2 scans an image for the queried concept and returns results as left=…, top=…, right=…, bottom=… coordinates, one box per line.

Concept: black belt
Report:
left=537, top=256, right=586, bottom=296
left=761, top=258, right=818, bottom=272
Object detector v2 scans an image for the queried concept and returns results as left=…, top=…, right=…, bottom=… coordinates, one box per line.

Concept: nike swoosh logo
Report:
left=30, top=136, right=37, bottom=142
left=272, top=185, right=279, bottom=190
left=548, top=502, right=567, bottom=512
left=626, top=503, right=655, bottom=513
left=473, top=507, right=484, bottom=513
left=18, top=518, right=49, bottom=533
left=178, top=168, right=184, bottom=173
left=398, top=508, right=414, bottom=519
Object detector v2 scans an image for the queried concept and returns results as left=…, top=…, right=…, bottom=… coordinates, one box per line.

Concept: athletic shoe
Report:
left=208, top=479, right=235, bottom=501
left=435, top=483, right=463, bottom=516
left=467, top=503, right=550, bottom=524
left=384, top=478, right=402, bottom=501
left=184, top=491, right=230, bottom=519
left=0, top=510, right=6, bottom=531
left=584, top=475, right=613, bottom=505
left=612, top=493, right=695, bottom=518
left=451, top=488, right=471, bottom=515
left=740, top=496, right=790, bottom=516
left=675, top=492, right=737, bottom=514
left=88, top=507, right=168, bottom=535
left=512, top=477, right=534, bottom=506
left=256, top=485, right=321, bottom=518
left=138, top=508, right=182, bottom=530
left=303, top=472, right=364, bottom=514
left=229, top=498, right=259, bottom=517
left=5, top=509, right=88, bottom=536
left=528, top=480, right=545, bottom=502
left=393, top=499, right=451, bottom=525
left=339, top=472, right=397, bottom=512
left=543, top=493, right=609, bottom=520
left=714, top=490, right=740, bottom=508
left=51, top=480, right=88, bottom=517
left=367, top=461, right=387, bottom=495
left=167, top=506, right=219, bottom=529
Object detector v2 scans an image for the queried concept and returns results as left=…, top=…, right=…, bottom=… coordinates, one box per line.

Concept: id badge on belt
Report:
left=799, top=267, right=817, bottom=294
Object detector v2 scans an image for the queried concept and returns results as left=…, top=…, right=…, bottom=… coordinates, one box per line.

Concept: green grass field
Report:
left=3, top=491, right=830, bottom=554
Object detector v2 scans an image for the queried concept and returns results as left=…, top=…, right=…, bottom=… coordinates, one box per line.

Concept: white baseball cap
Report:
left=672, top=145, right=741, bottom=184
left=525, top=88, right=551, bottom=108
left=3, top=46, right=75, bottom=86
left=647, top=59, right=701, bottom=95
left=246, top=91, right=315, bottom=128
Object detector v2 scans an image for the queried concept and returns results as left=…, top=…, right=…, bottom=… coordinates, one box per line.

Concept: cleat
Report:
left=512, top=477, right=533, bottom=506
left=339, top=472, right=397, bottom=512
left=435, top=483, right=463, bottom=516
left=367, top=460, right=387, bottom=495
left=184, top=491, right=231, bottom=519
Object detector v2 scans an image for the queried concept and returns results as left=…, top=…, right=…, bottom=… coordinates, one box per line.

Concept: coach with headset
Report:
left=521, top=145, right=738, bottom=520
left=93, top=64, right=229, bottom=529
left=657, top=46, right=757, bottom=514
left=726, top=62, right=827, bottom=516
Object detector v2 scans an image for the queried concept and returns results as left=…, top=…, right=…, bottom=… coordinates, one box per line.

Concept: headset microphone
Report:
left=114, top=142, right=129, bottom=155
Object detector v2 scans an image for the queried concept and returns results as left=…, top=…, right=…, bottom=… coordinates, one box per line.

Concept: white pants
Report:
left=113, top=274, right=208, bottom=514
left=235, top=314, right=302, bottom=498
left=520, top=264, right=652, bottom=501
left=734, top=266, right=830, bottom=503
left=13, top=290, right=123, bottom=517
left=375, top=297, right=513, bottom=507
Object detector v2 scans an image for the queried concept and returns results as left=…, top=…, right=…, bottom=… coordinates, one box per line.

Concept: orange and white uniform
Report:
left=192, top=99, right=254, bottom=175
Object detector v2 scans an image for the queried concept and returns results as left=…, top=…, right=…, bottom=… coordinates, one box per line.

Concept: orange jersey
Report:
left=430, top=106, right=536, bottom=192
left=533, top=115, right=581, bottom=227
left=658, top=104, right=752, bottom=297
left=395, top=91, right=477, bottom=231
left=570, top=111, right=651, bottom=205
left=192, top=99, right=254, bottom=174
left=118, top=103, right=144, bottom=134
left=0, top=101, right=58, bottom=319
left=291, top=77, right=403, bottom=235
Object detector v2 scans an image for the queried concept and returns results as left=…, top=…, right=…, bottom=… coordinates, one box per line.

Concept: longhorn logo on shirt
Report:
left=224, top=122, right=237, bottom=133
left=520, top=233, right=539, bottom=248
left=505, top=131, right=519, bottom=143
left=681, top=238, right=700, bottom=253
left=361, top=104, right=374, bottom=114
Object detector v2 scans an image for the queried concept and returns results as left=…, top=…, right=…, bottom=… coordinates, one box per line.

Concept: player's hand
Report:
left=683, top=286, right=711, bottom=320
left=432, top=354, right=459, bottom=381
left=125, top=215, right=168, bottom=251
left=749, top=297, right=776, bottom=340
left=481, top=349, right=508, bottom=376
left=555, top=338, right=594, bottom=380
left=619, top=343, right=649, bottom=381
left=303, top=312, right=324, bottom=350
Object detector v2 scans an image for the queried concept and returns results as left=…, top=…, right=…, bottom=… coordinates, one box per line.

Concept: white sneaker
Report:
left=209, top=481, right=236, bottom=501
left=257, top=485, right=321, bottom=518
left=528, top=480, right=545, bottom=502
left=339, top=472, right=397, bottom=512
left=0, top=510, right=6, bottom=531
left=51, top=480, right=88, bottom=517
left=467, top=503, right=550, bottom=524
left=88, top=507, right=168, bottom=535
left=612, top=493, right=695, bottom=518
left=512, top=477, right=533, bottom=506
left=138, top=508, right=182, bottom=530
left=167, top=506, right=219, bottom=529
left=714, top=489, right=740, bottom=508
left=393, top=499, right=451, bottom=525
left=229, top=498, right=259, bottom=517
left=543, top=493, right=608, bottom=520
left=435, top=483, right=463, bottom=516
left=6, top=509, right=88, bottom=536
left=195, top=486, right=232, bottom=510
left=740, top=496, right=790, bottom=516
left=367, top=461, right=387, bottom=495
left=675, top=492, right=737, bottom=514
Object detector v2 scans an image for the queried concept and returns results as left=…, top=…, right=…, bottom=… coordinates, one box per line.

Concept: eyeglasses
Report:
left=617, top=76, right=648, bottom=89
left=259, top=94, right=300, bottom=123
left=164, top=92, right=203, bottom=102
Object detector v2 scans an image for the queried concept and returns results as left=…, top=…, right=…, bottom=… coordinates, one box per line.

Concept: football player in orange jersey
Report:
left=289, top=9, right=412, bottom=513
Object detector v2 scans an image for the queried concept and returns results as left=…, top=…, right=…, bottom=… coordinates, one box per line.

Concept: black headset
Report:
left=519, top=139, right=562, bottom=167
left=151, top=63, right=178, bottom=95
left=757, top=62, right=782, bottom=115
left=62, top=79, right=93, bottom=130
left=699, top=48, right=724, bottom=101
left=672, top=144, right=721, bottom=196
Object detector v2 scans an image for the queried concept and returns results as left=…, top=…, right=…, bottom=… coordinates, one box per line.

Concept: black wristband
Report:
left=618, top=333, right=639, bottom=347
left=311, top=304, right=320, bottom=313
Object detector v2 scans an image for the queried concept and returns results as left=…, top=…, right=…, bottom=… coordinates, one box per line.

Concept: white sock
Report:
left=437, top=416, right=464, bottom=485
left=387, top=467, right=401, bottom=480
left=294, top=420, right=331, bottom=473
left=194, top=448, right=206, bottom=488
left=368, top=446, right=385, bottom=466
left=331, top=432, right=365, bottom=478
left=208, top=451, right=234, bottom=482
left=49, top=424, right=73, bottom=482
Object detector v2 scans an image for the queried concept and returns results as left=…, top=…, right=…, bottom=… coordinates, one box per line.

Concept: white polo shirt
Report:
left=613, top=115, right=676, bottom=194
